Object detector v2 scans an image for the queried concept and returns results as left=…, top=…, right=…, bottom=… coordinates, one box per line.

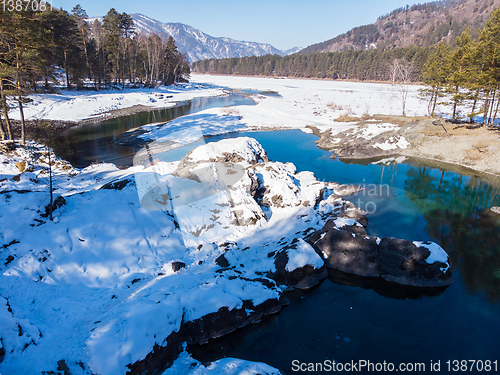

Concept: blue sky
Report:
left=54, top=0, right=420, bottom=50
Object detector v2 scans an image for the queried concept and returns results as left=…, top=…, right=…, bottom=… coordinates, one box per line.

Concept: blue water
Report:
left=52, top=100, right=500, bottom=374
left=188, top=129, right=500, bottom=374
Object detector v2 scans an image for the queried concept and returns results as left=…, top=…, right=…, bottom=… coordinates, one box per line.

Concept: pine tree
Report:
left=71, top=4, right=91, bottom=81
left=476, top=8, right=500, bottom=125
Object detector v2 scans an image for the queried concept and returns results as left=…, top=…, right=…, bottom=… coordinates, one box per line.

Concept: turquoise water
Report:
left=189, top=130, right=500, bottom=374
left=51, top=105, right=500, bottom=373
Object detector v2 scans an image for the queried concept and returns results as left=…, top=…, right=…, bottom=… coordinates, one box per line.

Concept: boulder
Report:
left=273, top=238, right=327, bottom=289
left=379, top=238, right=453, bottom=287
left=310, top=220, right=453, bottom=288
left=127, top=297, right=286, bottom=375
left=314, top=220, right=380, bottom=277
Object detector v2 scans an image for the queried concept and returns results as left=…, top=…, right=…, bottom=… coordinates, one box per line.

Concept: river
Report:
left=50, top=95, right=500, bottom=374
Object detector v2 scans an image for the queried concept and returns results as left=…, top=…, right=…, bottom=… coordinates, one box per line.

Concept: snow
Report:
left=357, top=123, right=400, bottom=139
left=333, top=217, right=363, bottom=228
left=137, top=111, right=248, bottom=145
left=190, top=75, right=433, bottom=133
left=414, top=241, right=450, bottom=273
left=1, top=75, right=453, bottom=375
left=8, top=83, right=226, bottom=122
left=0, top=137, right=338, bottom=374
left=373, top=136, right=410, bottom=151
left=163, top=350, right=281, bottom=375
left=285, top=239, right=324, bottom=272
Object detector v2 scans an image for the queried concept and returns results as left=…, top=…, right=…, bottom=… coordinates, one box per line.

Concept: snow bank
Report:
left=163, top=350, right=282, bottom=375
left=0, top=137, right=347, bottom=374
left=414, top=241, right=450, bottom=272
left=285, top=239, right=324, bottom=272
left=9, top=83, right=226, bottom=122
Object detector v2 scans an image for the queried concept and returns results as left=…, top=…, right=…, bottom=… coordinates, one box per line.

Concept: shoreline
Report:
left=6, top=80, right=500, bottom=180
left=10, top=108, right=500, bottom=181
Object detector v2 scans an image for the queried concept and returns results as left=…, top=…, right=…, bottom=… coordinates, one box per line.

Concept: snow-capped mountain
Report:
left=130, top=13, right=300, bottom=61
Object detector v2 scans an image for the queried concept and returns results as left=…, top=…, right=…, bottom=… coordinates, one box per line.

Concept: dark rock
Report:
left=42, top=195, right=66, bottom=218
left=215, top=254, right=230, bottom=268
left=379, top=237, right=453, bottom=287
left=311, top=218, right=453, bottom=288
left=100, top=178, right=132, bottom=190
left=314, top=224, right=380, bottom=277
left=272, top=241, right=327, bottom=290
left=180, top=298, right=283, bottom=346
left=57, top=359, right=71, bottom=375
left=171, top=262, right=185, bottom=272
left=127, top=330, right=183, bottom=375
left=0, top=339, right=4, bottom=364
left=127, top=296, right=285, bottom=375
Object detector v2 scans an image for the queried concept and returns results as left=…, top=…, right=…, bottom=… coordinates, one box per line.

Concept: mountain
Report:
left=130, top=13, right=299, bottom=61
left=300, top=0, right=500, bottom=54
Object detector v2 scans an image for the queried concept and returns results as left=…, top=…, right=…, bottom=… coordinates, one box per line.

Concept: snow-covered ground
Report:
left=1, top=76, right=451, bottom=375
left=0, top=137, right=352, bottom=374
left=8, top=83, right=226, bottom=122
left=190, top=74, right=433, bottom=132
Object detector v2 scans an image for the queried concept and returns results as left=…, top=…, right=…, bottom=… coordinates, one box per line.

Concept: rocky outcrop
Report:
left=379, top=238, right=452, bottom=287
left=311, top=217, right=453, bottom=288
left=272, top=238, right=327, bottom=289
left=127, top=297, right=287, bottom=375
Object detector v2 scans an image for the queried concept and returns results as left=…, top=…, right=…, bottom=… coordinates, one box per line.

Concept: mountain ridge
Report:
left=130, top=13, right=301, bottom=61
left=300, top=0, right=500, bottom=54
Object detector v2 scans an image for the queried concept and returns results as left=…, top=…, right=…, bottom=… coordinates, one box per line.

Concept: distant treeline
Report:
left=191, top=46, right=433, bottom=81
left=0, top=2, right=190, bottom=143
left=193, top=7, right=500, bottom=125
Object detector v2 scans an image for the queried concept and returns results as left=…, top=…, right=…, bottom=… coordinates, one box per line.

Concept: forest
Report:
left=191, top=46, right=433, bottom=82
left=420, top=8, right=500, bottom=124
left=193, top=7, right=500, bottom=125
left=0, top=2, right=191, bottom=143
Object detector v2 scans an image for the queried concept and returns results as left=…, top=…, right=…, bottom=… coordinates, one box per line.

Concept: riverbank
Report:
left=8, top=75, right=500, bottom=178
left=310, top=114, right=500, bottom=178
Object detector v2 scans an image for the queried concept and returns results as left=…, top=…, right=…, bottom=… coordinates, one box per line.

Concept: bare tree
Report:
left=389, top=58, right=414, bottom=116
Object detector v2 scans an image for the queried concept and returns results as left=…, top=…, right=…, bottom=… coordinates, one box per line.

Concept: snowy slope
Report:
left=0, top=138, right=339, bottom=374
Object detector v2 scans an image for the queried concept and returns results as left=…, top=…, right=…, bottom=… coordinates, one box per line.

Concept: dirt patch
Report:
left=401, top=118, right=500, bottom=176
left=83, top=104, right=166, bottom=123
left=318, top=114, right=500, bottom=176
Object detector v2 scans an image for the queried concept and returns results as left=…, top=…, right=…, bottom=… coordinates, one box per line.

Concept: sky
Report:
left=53, top=0, right=420, bottom=51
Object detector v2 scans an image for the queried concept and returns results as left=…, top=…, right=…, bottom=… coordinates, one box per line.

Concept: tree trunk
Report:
left=16, top=51, right=26, bottom=145
left=81, top=28, right=91, bottom=81
left=103, top=48, right=106, bottom=86
left=48, top=150, right=53, bottom=221
left=470, top=97, right=477, bottom=124
left=492, top=95, right=500, bottom=125
left=0, top=116, right=6, bottom=141
left=487, top=89, right=496, bottom=124
left=482, top=90, right=490, bottom=126
left=63, top=49, right=71, bottom=90
left=0, top=78, right=13, bottom=140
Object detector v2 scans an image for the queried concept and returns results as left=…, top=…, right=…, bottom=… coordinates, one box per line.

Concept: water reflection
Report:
left=326, top=268, right=448, bottom=300
left=403, top=165, right=500, bottom=302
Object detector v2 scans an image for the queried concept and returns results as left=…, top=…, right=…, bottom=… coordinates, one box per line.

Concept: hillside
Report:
left=300, top=0, right=500, bottom=54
